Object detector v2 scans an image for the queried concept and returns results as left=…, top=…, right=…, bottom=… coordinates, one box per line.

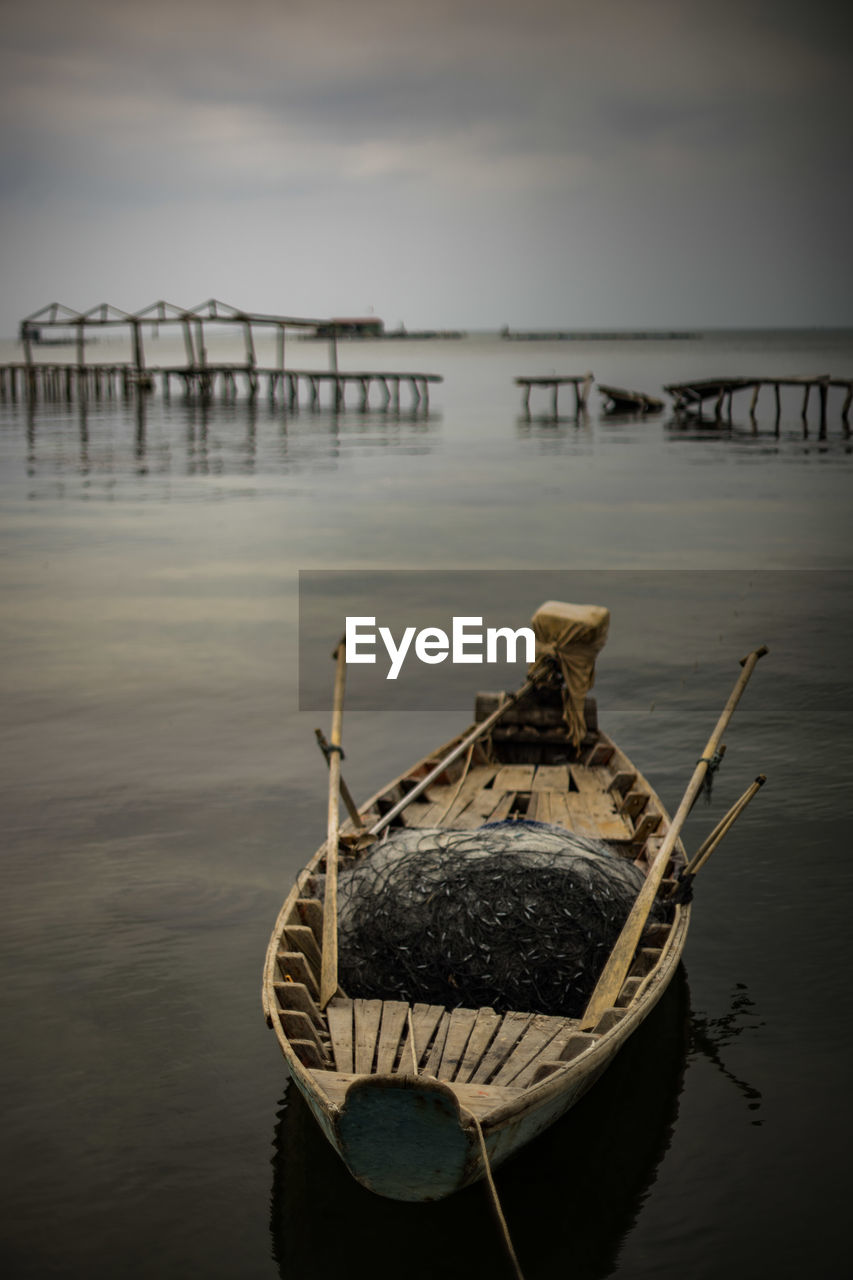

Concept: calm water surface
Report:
left=1, top=331, right=852, bottom=1278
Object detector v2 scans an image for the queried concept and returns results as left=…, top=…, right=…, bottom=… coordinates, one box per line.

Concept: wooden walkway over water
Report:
left=515, top=372, right=594, bottom=417
left=6, top=299, right=442, bottom=413
left=665, top=375, right=853, bottom=427
left=0, top=361, right=441, bottom=413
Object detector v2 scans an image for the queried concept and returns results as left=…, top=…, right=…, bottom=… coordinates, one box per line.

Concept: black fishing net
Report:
left=325, top=820, right=663, bottom=1018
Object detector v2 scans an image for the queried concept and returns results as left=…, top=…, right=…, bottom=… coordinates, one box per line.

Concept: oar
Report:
left=368, top=659, right=551, bottom=838
left=678, top=773, right=766, bottom=885
left=580, top=644, right=768, bottom=1031
left=314, top=728, right=365, bottom=831
left=319, top=640, right=347, bottom=1010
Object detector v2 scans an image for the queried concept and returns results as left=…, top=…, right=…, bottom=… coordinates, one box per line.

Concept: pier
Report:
left=515, top=372, right=594, bottom=418
left=665, top=375, right=852, bottom=429
left=3, top=299, right=442, bottom=413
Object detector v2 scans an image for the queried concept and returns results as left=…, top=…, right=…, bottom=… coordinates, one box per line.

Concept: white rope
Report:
left=406, top=1008, right=419, bottom=1075
left=468, top=1111, right=526, bottom=1280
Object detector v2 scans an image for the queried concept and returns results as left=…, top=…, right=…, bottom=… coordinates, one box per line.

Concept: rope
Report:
left=406, top=1008, right=418, bottom=1075
left=697, top=748, right=724, bottom=803
left=468, top=1111, right=526, bottom=1280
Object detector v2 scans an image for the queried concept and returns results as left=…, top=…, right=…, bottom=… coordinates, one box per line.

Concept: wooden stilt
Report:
left=749, top=383, right=760, bottom=418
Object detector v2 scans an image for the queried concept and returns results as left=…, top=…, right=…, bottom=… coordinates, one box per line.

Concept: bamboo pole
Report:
left=681, top=774, right=766, bottom=881
left=314, top=728, right=365, bottom=831
left=580, top=645, right=768, bottom=1030
left=319, top=641, right=348, bottom=1009
left=369, top=662, right=549, bottom=837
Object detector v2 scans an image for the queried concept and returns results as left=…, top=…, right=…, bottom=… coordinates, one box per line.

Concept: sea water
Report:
left=1, top=329, right=851, bottom=1278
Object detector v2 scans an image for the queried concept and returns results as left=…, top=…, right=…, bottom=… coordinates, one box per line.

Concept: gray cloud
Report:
left=1, top=0, right=851, bottom=329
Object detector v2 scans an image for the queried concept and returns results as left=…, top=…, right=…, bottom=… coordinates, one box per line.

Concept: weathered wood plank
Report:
left=452, top=788, right=509, bottom=828
left=273, top=980, right=323, bottom=1028
left=423, top=1012, right=451, bottom=1076
left=512, top=1028, right=594, bottom=1088
left=484, top=792, right=517, bottom=823
left=620, top=791, right=649, bottom=821
left=558, top=794, right=601, bottom=837
left=375, top=1001, right=410, bottom=1075
left=493, top=765, right=536, bottom=792
left=632, top=808, right=662, bottom=842
left=396, top=1003, right=445, bottom=1073
left=295, top=897, right=324, bottom=944
left=576, top=790, right=634, bottom=839
left=452, top=1007, right=501, bottom=1083
left=437, top=1007, right=480, bottom=1081
left=291, top=1038, right=326, bottom=1069
left=526, top=791, right=552, bottom=823
left=354, top=998, right=384, bottom=1075
left=280, top=1009, right=326, bottom=1055
left=326, top=998, right=354, bottom=1073
left=400, top=801, right=443, bottom=827
left=532, top=765, right=569, bottom=791
left=543, top=791, right=569, bottom=827
left=609, top=771, right=636, bottom=797
left=491, top=1015, right=567, bottom=1086
left=441, top=766, right=500, bottom=823
left=568, top=765, right=603, bottom=798
left=470, top=1012, right=532, bottom=1084
left=277, top=949, right=319, bottom=996
left=284, top=925, right=323, bottom=977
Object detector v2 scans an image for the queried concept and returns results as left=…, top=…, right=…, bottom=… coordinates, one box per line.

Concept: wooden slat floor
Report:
left=399, top=761, right=634, bottom=839
left=323, top=996, right=585, bottom=1091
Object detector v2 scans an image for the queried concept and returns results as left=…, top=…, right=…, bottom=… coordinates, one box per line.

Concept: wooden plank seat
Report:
left=321, top=997, right=579, bottom=1089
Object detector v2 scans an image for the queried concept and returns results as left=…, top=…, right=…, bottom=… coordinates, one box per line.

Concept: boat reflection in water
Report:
left=270, top=967, right=694, bottom=1280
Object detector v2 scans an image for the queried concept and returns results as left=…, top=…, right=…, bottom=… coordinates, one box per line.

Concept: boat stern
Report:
left=334, top=1075, right=477, bottom=1201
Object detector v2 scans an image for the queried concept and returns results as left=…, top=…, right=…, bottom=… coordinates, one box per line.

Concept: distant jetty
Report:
left=300, top=318, right=466, bottom=341
left=501, top=327, right=698, bottom=342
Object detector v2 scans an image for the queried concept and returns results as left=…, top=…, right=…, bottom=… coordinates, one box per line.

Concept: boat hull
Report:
left=264, top=697, right=691, bottom=1201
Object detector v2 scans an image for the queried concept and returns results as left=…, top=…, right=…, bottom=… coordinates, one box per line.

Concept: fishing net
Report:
left=326, top=820, right=663, bottom=1018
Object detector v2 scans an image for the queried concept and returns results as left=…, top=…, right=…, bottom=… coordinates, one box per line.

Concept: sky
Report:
left=1, top=0, right=851, bottom=336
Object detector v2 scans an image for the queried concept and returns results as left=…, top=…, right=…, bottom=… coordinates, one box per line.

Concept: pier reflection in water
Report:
left=16, top=396, right=439, bottom=499
left=269, top=971, right=762, bottom=1280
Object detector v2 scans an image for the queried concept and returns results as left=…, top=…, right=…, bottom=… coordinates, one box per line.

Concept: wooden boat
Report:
left=262, top=603, right=765, bottom=1203
left=598, top=384, right=664, bottom=414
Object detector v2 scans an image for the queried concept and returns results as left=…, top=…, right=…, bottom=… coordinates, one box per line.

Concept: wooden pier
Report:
left=0, top=361, right=440, bottom=413
left=665, top=375, right=852, bottom=428
left=515, top=372, right=594, bottom=418
left=6, top=299, right=441, bottom=414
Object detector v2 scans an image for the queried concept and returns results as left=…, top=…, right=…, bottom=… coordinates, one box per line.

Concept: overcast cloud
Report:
left=1, top=0, right=851, bottom=332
